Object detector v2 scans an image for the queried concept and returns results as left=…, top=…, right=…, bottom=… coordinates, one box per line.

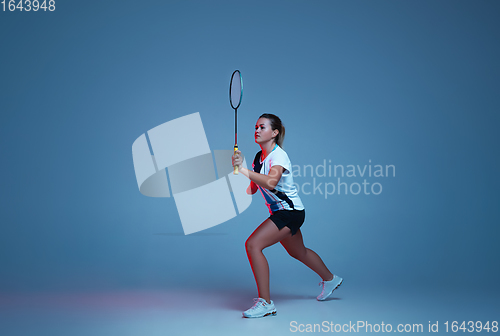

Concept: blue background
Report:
left=1, top=0, right=499, bottom=334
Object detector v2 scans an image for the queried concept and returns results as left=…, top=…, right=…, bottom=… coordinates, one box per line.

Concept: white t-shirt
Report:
left=252, top=145, right=304, bottom=214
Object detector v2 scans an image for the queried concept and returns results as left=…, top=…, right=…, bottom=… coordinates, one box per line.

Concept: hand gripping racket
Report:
left=229, top=70, right=243, bottom=174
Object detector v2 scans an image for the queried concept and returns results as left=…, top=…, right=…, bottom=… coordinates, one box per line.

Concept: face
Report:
left=255, top=118, right=278, bottom=144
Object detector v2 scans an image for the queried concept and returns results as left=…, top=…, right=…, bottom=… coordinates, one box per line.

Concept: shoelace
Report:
left=248, top=298, right=266, bottom=311
left=319, top=277, right=336, bottom=287
left=318, top=281, right=326, bottom=295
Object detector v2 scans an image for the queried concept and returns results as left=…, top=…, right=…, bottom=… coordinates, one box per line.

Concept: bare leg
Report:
left=280, top=229, right=333, bottom=281
left=245, top=218, right=293, bottom=303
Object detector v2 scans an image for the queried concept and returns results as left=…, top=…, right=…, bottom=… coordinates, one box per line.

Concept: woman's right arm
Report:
left=247, top=181, right=258, bottom=195
left=233, top=150, right=259, bottom=194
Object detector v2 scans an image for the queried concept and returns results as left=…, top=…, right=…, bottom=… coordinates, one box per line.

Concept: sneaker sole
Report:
left=317, top=278, right=343, bottom=301
left=243, top=310, right=277, bottom=318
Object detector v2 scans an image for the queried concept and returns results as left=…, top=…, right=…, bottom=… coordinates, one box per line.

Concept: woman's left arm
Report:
left=239, top=165, right=284, bottom=190
left=233, top=150, right=284, bottom=190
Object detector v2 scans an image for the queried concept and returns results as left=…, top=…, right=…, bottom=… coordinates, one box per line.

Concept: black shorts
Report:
left=269, top=209, right=305, bottom=236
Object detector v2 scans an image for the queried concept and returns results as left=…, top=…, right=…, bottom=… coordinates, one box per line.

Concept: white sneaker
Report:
left=242, top=298, right=277, bottom=318
left=317, top=275, right=343, bottom=301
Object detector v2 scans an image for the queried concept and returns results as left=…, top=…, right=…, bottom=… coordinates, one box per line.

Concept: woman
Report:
left=232, top=113, right=343, bottom=318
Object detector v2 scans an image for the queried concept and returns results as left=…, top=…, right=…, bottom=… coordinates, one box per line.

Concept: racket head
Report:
left=229, top=70, right=243, bottom=109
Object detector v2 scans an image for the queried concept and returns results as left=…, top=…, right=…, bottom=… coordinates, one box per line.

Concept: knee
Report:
left=287, top=248, right=306, bottom=261
left=245, top=238, right=263, bottom=254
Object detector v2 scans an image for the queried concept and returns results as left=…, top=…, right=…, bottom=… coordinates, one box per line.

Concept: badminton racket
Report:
left=229, top=70, right=243, bottom=174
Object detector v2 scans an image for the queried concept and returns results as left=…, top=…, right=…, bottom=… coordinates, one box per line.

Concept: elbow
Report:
left=265, top=180, right=279, bottom=190
left=247, top=183, right=258, bottom=195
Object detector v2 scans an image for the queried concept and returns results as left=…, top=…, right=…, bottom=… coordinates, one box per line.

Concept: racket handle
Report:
left=234, top=146, right=239, bottom=175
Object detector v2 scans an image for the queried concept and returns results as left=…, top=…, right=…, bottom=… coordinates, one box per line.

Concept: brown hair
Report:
left=259, top=113, right=285, bottom=148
